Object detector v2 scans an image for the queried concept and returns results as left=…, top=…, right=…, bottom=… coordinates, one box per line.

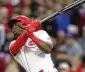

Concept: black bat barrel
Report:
left=40, top=0, right=85, bottom=23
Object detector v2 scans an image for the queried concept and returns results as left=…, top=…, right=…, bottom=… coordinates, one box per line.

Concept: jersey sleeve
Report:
left=9, top=32, right=28, bottom=55
left=34, top=30, right=53, bottom=48
left=9, top=40, right=16, bottom=54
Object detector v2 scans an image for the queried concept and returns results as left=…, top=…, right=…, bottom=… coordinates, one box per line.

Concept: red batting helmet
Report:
left=14, top=15, right=32, bottom=23
left=8, top=15, right=42, bottom=31
left=8, top=15, right=33, bottom=29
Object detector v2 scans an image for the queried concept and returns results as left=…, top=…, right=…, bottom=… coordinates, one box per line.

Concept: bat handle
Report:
left=40, top=11, right=60, bottom=23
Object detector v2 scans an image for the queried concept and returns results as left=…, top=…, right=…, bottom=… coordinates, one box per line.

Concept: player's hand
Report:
left=18, top=22, right=35, bottom=36
left=24, top=24, right=35, bottom=36
left=31, top=20, right=42, bottom=31
left=19, top=20, right=42, bottom=31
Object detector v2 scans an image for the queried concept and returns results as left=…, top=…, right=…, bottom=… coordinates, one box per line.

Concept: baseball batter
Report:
left=8, top=15, right=58, bottom=72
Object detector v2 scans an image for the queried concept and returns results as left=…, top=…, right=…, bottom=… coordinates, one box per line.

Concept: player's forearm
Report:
left=37, top=41, right=52, bottom=53
left=10, top=32, right=28, bottom=55
left=30, top=34, right=52, bottom=53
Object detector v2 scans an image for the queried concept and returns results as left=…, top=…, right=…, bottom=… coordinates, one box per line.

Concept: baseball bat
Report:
left=40, top=0, right=85, bottom=23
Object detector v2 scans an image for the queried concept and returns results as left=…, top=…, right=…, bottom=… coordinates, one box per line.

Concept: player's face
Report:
left=12, top=22, right=25, bottom=37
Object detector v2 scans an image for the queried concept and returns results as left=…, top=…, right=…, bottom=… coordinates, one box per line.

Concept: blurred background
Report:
left=0, top=0, right=85, bottom=72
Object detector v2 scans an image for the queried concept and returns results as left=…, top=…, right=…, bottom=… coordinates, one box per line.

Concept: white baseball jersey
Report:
left=10, top=30, right=58, bottom=72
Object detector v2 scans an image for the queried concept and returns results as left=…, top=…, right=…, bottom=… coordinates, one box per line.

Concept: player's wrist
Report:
left=31, top=20, right=42, bottom=31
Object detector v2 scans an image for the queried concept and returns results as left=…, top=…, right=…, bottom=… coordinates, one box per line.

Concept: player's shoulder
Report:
left=9, top=40, right=16, bottom=49
left=10, top=40, right=16, bottom=44
left=34, top=30, right=48, bottom=35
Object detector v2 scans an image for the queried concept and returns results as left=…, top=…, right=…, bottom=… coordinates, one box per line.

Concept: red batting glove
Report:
left=18, top=20, right=35, bottom=36
left=18, top=20, right=42, bottom=33
left=24, top=24, right=35, bottom=36
left=31, top=20, right=42, bottom=31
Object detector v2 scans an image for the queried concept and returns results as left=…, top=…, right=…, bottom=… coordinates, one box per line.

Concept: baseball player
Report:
left=8, top=15, right=58, bottom=72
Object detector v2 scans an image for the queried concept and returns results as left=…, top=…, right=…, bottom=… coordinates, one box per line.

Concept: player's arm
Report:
left=9, top=32, right=28, bottom=55
left=22, top=22, right=53, bottom=54
left=19, top=20, right=53, bottom=53
left=37, top=41, right=53, bottom=54
left=30, top=32, right=53, bottom=54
